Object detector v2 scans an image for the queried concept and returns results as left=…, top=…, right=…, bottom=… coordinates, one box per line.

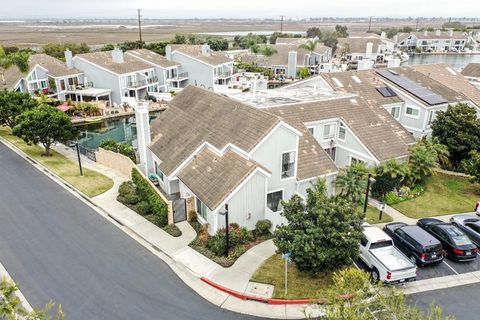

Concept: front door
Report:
left=173, top=198, right=187, bottom=223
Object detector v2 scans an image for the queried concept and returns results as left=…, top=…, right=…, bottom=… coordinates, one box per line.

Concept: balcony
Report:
left=126, top=76, right=158, bottom=89
left=168, top=72, right=189, bottom=82
left=66, top=82, right=94, bottom=92
left=214, top=70, right=233, bottom=79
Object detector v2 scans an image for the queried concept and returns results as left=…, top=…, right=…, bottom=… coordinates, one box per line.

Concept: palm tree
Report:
left=335, top=162, right=369, bottom=205
left=299, top=39, right=319, bottom=66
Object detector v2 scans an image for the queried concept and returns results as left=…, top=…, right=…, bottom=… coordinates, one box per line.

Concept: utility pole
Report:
left=368, top=16, right=372, bottom=32
left=137, top=9, right=143, bottom=48
left=416, top=17, right=420, bottom=31
left=280, top=15, right=284, bottom=33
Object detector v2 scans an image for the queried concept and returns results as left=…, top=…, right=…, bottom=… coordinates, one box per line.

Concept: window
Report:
left=323, top=123, right=336, bottom=140
left=360, top=237, right=368, bottom=247
left=307, top=127, right=315, bottom=136
left=428, top=110, right=436, bottom=124
left=196, top=198, right=208, bottom=220
left=281, top=151, right=295, bottom=179
left=267, top=190, right=283, bottom=212
left=391, top=106, right=400, bottom=119
left=338, top=122, right=346, bottom=141
left=405, top=106, right=420, bottom=118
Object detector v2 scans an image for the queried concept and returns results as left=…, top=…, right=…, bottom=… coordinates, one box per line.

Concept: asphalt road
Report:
left=409, top=284, right=480, bottom=320
left=0, top=143, right=257, bottom=320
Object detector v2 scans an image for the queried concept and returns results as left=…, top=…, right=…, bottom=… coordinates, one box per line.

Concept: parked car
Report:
left=450, top=214, right=480, bottom=247
left=383, top=222, right=443, bottom=266
left=417, top=218, right=478, bottom=262
left=359, top=224, right=417, bottom=284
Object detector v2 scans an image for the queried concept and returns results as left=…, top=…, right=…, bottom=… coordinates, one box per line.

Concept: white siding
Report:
left=170, top=53, right=214, bottom=90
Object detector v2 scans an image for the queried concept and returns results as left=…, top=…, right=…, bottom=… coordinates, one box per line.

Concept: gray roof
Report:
left=336, top=38, right=384, bottom=54
left=462, top=63, right=480, bottom=78
left=29, top=54, right=81, bottom=77
left=0, top=65, right=23, bottom=90
left=170, top=45, right=233, bottom=66
left=126, top=49, right=180, bottom=69
left=75, top=51, right=153, bottom=74
left=376, top=66, right=469, bottom=105
left=149, top=86, right=280, bottom=176
left=177, top=149, right=265, bottom=210
left=267, top=96, right=414, bottom=162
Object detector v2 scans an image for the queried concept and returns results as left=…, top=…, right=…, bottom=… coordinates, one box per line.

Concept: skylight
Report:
left=445, top=67, right=457, bottom=75
left=352, top=75, right=362, bottom=84
left=332, top=77, right=344, bottom=88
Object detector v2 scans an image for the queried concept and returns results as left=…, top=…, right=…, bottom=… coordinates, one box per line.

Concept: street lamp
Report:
left=363, top=173, right=376, bottom=214
left=75, top=143, right=83, bottom=177
left=219, top=204, right=229, bottom=257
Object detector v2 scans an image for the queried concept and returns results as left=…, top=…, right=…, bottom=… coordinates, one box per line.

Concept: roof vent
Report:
left=352, top=75, right=362, bottom=84
left=332, top=77, right=344, bottom=88
left=350, top=98, right=358, bottom=104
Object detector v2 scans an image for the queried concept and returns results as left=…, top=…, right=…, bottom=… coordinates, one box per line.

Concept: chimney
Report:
left=448, top=29, right=454, bottom=36
left=64, top=49, right=73, bottom=68
left=201, top=44, right=210, bottom=56
left=287, top=51, right=297, bottom=78
left=365, top=42, right=373, bottom=59
left=134, top=102, right=153, bottom=175
left=165, top=45, right=172, bottom=60
left=111, top=47, right=124, bottom=64
left=424, top=30, right=428, bottom=36
left=435, top=29, right=441, bottom=36
left=393, top=34, right=398, bottom=43
left=380, top=31, right=386, bottom=39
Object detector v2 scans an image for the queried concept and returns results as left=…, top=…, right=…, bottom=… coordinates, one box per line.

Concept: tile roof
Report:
left=177, top=149, right=264, bottom=210
left=170, top=45, right=233, bottom=66
left=462, top=63, right=480, bottom=78
left=267, top=96, right=414, bottom=162
left=126, top=49, right=180, bottom=69
left=29, top=54, right=81, bottom=77
left=149, top=86, right=280, bottom=176
left=75, top=51, right=153, bottom=74
left=376, top=66, right=468, bottom=105
left=412, top=63, right=480, bottom=109
left=0, top=65, right=23, bottom=90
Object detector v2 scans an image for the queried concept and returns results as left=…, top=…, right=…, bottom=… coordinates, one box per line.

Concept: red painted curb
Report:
left=200, top=277, right=355, bottom=305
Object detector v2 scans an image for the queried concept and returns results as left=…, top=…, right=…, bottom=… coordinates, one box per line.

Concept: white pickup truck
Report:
left=359, top=224, right=417, bottom=284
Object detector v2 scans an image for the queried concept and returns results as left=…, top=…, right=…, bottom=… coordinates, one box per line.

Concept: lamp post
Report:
left=219, top=204, right=229, bottom=257
left=363, top=174, right=376, bottom=214
left=75, top=143, right=83, bottom=177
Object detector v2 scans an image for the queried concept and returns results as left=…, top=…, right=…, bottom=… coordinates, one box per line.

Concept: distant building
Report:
left=395, top=30, right=471, bottom=52
left=334, top=33, right=395, bottom=63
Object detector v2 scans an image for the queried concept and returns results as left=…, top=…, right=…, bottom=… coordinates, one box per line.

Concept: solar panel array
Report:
left=376, top=69, right=448, bottom=106
left=376, top=86, right=397, bottom=97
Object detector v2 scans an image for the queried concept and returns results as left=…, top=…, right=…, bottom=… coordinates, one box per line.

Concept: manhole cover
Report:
left=245, top=281, right=274, bottom=298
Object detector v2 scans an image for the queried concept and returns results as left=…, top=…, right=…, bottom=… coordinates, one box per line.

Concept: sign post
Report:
left=378, top=202, right=387, bottom=221
left=282, top=252, right=291, bottom=295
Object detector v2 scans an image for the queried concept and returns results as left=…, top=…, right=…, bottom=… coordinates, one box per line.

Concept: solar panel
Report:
left=376, top=86, right=397, bottom=97
left=376, top=69, right=448, bottom=106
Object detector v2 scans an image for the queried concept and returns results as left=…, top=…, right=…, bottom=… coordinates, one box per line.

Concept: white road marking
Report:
left=442, top=260, right=459, bottom=275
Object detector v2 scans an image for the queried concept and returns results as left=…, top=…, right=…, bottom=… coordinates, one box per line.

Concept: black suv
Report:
left=383, top=222, right=443, bottom=266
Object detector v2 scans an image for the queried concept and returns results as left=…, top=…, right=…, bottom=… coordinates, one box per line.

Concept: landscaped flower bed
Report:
left=189, top=216, right=272, bottom=267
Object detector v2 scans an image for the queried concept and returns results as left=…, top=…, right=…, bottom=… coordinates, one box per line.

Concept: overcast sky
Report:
left=1, top=0, right=479, bottom=19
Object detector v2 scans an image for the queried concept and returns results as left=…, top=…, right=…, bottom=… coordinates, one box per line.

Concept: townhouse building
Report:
left=334, top=33, right=395, bottom=64
left=395, top=30, right=470, bottom=52
left=165, top=44, right=234, bottom=91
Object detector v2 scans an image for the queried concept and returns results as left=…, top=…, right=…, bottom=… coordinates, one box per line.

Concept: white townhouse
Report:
left=2, top=53, right=112, bottom=104
left=136, top=84, right=414, bottom=234
left=165, top=44, right=234, bottom=91
left=395, top=30, right=470, bottom=52
left=72, top=48, right=160, bottom=105
left=334, top=33, right=395, bottom=64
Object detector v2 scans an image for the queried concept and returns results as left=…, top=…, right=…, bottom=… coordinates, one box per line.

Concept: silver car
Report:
left=450, top=214, right=480, bottom=247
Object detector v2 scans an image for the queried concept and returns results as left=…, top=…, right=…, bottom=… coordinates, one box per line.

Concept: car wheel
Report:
left=409, top=255, right=417, bottom=265
left=371, top=269, right=380, bottom=283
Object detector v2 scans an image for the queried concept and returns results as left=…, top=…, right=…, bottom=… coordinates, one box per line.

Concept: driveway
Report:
left=0, top=143, right=256, bottom=320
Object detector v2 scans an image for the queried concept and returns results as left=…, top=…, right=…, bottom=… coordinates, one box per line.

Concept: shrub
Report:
left=100, top=139, right=136, bottom=162
left=255, top=219, right=272, bottom=235
left=118, top=180, right=136, bottom=196
left=134, top=200, right=151, bottom=216
left=188, top=210, right=198, bottom=223
left=207, top=231, right=227, bottom=256
left=163, top=224, right=182, bottom=237
left=117, top=181, right=141, bottom=205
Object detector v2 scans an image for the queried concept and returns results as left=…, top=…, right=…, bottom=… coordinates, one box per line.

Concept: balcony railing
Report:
left=66, top=82, right=94, bottom=91
left=169, top=72, right=189, bottom=81
left=127, top=76, right=158, bottom=88
left=214, top=70, right=233, bottom=79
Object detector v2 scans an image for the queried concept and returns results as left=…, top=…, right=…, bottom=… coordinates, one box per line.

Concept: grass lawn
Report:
left=392, top=175, right=480, bottom=218
left=363, top=205, right=393, bottom=224
left=251, top=254, right=338, bottom=299
left=0, top=127, right=113, bottom=197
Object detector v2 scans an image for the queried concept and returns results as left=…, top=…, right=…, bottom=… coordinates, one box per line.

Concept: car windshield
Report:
left=370, top=240, right=393, bottom=249
left=425, top=244, right=442, bottom=253
left=452, top=235, right=471, bottom=246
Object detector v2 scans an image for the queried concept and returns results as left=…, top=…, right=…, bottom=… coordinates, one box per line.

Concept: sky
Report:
left=1, top=0, right=479, bottom=19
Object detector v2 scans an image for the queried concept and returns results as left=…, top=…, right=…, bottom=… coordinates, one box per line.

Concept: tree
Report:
left=317, top=268, right=454, bottom=320
left=172, top=33, right=187, bottom=44
left=460, top=150, right=480, bottom=183
left=13, top=105, right=75, bottom=156
left=431, top=103, right=480, bottom=166
left=321, top=31, right=339, bottom=49
left=118, top=41, right=144, bottom=51
left=144, top=41, right=169, bottom=55
left=334, top=25, right=349, bottom=38
left=442, top=21, right=466, bottom=31
left=0, top=90, right=38, bottom=127
left=100, top=43, right=115, bottom=51
left=371, top=159, right=409, bottom=199
left=42, top=42, right=90, bottom=61
left=0, top=49, right=31, bottom=85
left=335, top=162, right=369, bottom=206
left=1, top=277, right=64, bottom=320
left=407, top=138, right=450, bottom=185
left=299, top=39, right=319, bottom=54
left=297, top=66, right=311, bottom=79
left=206, top=37, right=229, bottom=51
left=274, top=179, right=363, bottom=273
left=306, top=27, right=322, bottom=39
left=260, top=46, right=277, bottom=57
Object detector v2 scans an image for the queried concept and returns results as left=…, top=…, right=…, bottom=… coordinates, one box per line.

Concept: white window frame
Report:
left=196, top=197, right=208, bottom=222
left=405, top=106, right=420, bottom=119
left=307, top=126, right=315, bottom=136
left=338, top=122, right=346, bottom=141
left=266, top=189, right=284, bottom=213
left=280, top=150, right=296, bottom=180
left=391, top=106, right=401, bottom=119
left=323, top=122, right=337, bottom=141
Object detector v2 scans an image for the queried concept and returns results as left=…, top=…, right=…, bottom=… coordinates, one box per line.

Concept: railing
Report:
left=66, top=82, right=94, bottom=91
left=214, top=70, right=232, bottom=78
left=169, top=72, right=189, bottom=81
left=65, top=141, right=97, bottom=162
left=127, top=77, right=158, bottom=88
left=147, top=76, right=158, bottom=84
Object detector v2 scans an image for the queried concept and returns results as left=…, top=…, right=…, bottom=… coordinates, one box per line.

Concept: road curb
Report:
left=0, top=260, right=34, bottom=313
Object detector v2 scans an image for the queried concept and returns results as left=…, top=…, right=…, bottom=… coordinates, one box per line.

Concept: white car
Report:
left=359, top=224, right=417, bottom=284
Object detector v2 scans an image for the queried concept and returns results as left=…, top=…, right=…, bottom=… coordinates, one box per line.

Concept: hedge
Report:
left=131, top=168, right=168, bottom=227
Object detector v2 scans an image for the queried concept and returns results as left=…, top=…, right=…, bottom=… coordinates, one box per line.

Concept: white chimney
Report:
left=111, top=47, right=124, bottom=64
left=64, top=49, right=73, bottom=68
left=287, top=51, right=297, bottom=78
left=134, top=102, right=153, bottom=175
left=366, top=42, right=373, bottom=59
left=165, top=45, right=172, bottom=60
left=448, top=29, right=454, bottom=36
left=435, top=29, right=441, bottom=36
left=380, top=31, right=386, bottom=39
left=201, top=44, right=210, bottom=56
left=424, top=30, right=428, bottom=36
left=393, top=35, right=399, bottom=43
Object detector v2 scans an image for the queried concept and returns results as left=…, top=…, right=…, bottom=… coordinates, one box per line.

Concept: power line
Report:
left=138, top=8, right=143, bottom=48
